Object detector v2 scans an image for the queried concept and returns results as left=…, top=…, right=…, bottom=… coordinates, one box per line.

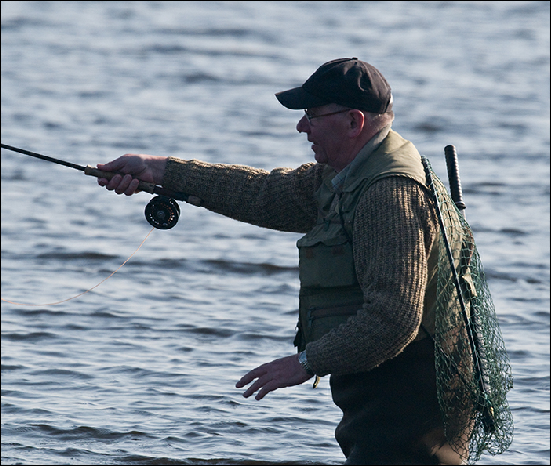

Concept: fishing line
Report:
left=1, top=143, right=202, bottom=305
left=1, top=227, right=155, bottom=306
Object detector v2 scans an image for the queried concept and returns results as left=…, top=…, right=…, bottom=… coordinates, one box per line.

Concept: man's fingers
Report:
left=115, top=174, right=134, bottom=195
left=97, top=155, right=141, bottom=177
left=97, top=154, right=140, bottom=172
left=97, top=158, right=125, bottom=172
left=236, top=365, right=275, bottom=398
left=254, top=380, right=279, bottom=400
left=243, top=379, right=264, bottom=398
left=105, top=173, right=122, bottom=191
left=235, top=371, right=252, bottom=388
left=236, top=365, right=267, bottom=388
left=242, top=374, right=276, bottom=399
left=125, top=178, right=141, bottom=196
left=99, top=173, right=137, bottom=196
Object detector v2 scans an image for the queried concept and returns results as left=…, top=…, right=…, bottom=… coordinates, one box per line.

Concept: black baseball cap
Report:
left=275, top=57, right=393, bottom=114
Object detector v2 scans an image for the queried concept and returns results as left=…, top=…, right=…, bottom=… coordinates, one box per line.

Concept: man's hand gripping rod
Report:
left=1, top=143, right=200, bottom=229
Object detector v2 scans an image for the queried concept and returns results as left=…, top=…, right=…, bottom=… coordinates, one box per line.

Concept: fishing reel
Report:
left=145, top=195, right=180, bottom=229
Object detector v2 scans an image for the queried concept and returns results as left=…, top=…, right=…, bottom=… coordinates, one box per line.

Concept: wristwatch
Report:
left=298, top=350, right=315, bottom=376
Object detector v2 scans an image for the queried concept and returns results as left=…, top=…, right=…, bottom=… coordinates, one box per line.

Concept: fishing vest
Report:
left=294, top=130, right=439, bottom=352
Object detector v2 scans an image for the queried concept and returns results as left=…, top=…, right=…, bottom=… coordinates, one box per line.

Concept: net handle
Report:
left=444, top=145, right=466, bottom=217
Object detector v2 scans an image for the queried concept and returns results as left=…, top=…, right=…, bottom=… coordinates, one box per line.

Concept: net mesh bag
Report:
left=422, top=156, right=513, bottom=464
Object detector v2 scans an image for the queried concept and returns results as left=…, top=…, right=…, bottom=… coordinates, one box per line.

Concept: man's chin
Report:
left=314, top=152, right=327, bottom=165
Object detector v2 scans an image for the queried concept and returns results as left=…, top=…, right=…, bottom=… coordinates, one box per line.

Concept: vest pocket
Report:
left=298, top=239, right=357, bottom=288
left=306, top=303, right=363, bottom=344
left=296, top=286, right=365, bottom=351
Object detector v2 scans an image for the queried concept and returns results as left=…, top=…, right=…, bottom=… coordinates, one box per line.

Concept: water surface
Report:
left=2, top=2, right=549, bottom=464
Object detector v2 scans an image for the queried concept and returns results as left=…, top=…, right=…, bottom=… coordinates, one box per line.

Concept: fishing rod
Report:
left=1, top=143, right=200, bottom=229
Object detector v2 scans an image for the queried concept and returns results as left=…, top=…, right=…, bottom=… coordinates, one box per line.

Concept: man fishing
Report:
left=95, top=58, right=472, bottom=464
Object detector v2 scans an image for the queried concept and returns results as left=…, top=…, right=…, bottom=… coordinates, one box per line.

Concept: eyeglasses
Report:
left=303, top=108, right=350, bottom=125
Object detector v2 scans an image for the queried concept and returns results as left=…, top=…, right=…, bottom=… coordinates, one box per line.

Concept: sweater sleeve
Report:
left=305, top=176, right=438, bottom=376
left=161, top=157, right=323, bottom=233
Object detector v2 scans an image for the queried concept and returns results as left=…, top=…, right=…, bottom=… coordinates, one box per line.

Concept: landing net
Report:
left=422, top=156, right=513, bottom=464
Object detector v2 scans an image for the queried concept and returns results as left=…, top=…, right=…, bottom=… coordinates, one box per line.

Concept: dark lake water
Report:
left=1, top=1, right=549, bottom=464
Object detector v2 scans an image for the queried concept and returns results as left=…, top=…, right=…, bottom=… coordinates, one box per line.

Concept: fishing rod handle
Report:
left=84, top=165, right=156, bottom=194
left=444, top=145, right=466, bottom=214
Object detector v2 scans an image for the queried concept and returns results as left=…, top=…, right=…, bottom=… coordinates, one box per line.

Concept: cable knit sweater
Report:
left=162, top=157, right=438, bottom=377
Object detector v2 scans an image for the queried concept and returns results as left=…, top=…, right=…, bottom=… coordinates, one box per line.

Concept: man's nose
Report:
left=296, top=115, right=310, bottom=133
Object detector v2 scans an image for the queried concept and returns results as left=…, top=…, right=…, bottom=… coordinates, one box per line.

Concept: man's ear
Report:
left=348, top=109, right=365, bottom=138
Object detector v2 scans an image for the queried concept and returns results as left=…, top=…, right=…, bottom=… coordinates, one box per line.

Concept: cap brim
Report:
left=275, top=86, right=329, bottom=109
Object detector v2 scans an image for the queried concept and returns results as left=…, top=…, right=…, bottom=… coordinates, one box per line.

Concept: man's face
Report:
left=296, top=105, right=351, bottom=171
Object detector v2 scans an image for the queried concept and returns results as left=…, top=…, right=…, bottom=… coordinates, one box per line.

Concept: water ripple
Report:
left=1, top=2, right=548, bottom=465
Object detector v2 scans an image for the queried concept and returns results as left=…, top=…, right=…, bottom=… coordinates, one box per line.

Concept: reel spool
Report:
left=145, top=195, right=180, bottom=229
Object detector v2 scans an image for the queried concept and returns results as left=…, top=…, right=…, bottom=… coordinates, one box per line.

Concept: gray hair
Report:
left=329, top=104, right=394, bottom=134
left=365, top=110, right=395, bottom=132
